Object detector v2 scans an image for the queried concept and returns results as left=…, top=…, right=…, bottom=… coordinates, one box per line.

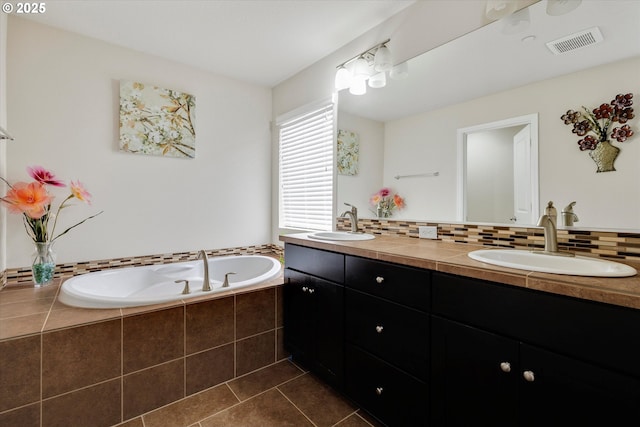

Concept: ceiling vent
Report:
left=546, top=27, right=604, bottom=55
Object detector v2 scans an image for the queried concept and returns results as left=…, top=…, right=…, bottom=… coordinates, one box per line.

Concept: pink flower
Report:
left=370, top=194, right=381, bottom=205
left=379, top=187, right=390, bottom=197
left=70, top=180, right=92, bottom=204
left=2, top=181, right=53, bottom=219
left=28, top=166, right=65, bottom=187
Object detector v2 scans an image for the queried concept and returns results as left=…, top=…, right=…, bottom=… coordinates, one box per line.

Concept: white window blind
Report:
left=278, top=101, right=335, bottom=231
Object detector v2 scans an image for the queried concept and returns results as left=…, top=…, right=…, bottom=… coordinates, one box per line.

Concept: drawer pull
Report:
left=308, top=288, right=315, bottom=294
left=523, top=370, right=535, bottom=382
left=375, top=276, right=384, bottom=284
left=500, top=362, right=511, bottom=373
left=376, top=387, right=384, bottom=395
left=375, top=325, right=384, bottom=333
left=302, top=286, right=308, bottom=292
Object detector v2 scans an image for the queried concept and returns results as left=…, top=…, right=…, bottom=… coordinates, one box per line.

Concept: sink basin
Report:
left=308, top=231, right=375, bottom=241
left=468, top=249, right=637, bottom=277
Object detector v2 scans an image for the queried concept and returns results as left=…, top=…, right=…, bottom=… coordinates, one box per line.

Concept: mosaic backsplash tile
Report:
left=3, top=244, right=284, bottom=287
left=337, top=218, right=640, bottom=260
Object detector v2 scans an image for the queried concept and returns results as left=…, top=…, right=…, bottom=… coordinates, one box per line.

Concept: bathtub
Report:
left=59, top=255, right=282, bottom=309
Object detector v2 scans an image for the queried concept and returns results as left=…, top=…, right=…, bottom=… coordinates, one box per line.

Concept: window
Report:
left=278, top=100, right=335, bottom=231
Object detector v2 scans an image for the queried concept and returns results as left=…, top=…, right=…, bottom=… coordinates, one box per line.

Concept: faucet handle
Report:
left=222, top=272, right=236, bottom=288
left=176, top=280, right=190, bottom=295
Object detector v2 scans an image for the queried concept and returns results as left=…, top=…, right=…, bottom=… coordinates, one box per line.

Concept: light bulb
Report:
left=389, top=62, right=409, bottom=80
left=334, top=66, right=352, bottom=91
left=349, top=77, right=367, bottom=95
left=368, top=72, right=387, bottom=88
left=352, top=57, right=370, bottom=80
left=373, top=45, right=392, bottom=72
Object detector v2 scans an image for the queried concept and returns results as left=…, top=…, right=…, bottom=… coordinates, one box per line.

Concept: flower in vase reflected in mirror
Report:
left=370, top=187, right=405, bottom=218
left=561, top=92, right=635, bottom=151
left=0, top=166, right=103, bottom=243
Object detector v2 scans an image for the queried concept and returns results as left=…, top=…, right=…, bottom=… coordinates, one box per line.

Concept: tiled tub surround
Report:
left=0, top=255, right=287, bottom=427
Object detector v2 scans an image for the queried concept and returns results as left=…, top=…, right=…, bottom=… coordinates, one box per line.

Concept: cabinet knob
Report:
left=308, top=288, right=315, bottom=294
left=523, top=370, right=535, bottom=382
left=375, top=325, right=384, bottom=333
left=375, top=276, right=384, bottom=284
left=500, top=362, right=511, bottom=373
left=376, top=387, right=384, bottom=395
left=302, top=286, right=308, bottom=292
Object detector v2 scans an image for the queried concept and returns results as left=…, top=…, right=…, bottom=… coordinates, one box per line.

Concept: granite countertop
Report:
left=280, top=233, right=640, bottom=311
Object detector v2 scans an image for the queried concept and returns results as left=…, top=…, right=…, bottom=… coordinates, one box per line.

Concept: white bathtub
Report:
left=59, top=255, right=282, bottom=309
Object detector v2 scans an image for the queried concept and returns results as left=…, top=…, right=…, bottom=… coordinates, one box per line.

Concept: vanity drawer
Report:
left=284, top=243, right=344, bottom=284
left=346, top=289, right=429, bottom=380
left=346, top=344, right=428, bottom=426
left=345, top=256, right=430, bottom=311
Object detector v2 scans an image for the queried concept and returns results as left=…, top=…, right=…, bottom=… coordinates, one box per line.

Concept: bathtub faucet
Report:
left=198, top=250, right=212, bottom=291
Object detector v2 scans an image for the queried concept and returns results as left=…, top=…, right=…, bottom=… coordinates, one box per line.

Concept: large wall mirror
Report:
left=337, top=0, right=640, bottom=230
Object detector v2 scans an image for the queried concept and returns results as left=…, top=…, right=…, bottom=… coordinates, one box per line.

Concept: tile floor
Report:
left=115, top=359, right=383, bottom=427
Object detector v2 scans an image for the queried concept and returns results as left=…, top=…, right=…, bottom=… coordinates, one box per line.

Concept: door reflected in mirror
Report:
left=457, top=114, right=539, bottom=225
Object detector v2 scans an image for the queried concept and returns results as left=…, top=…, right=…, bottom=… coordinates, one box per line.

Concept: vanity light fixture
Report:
left=335, top=39, right=405, bottom=95
left=546, top=0, right=582, bottom=16
left=485, top=0, right=517, bottom=20
left=0, top=125, right=14, bottom=141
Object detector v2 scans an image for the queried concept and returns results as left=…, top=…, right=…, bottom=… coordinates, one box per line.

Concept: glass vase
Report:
left=32, top=242, right=56, bottom=287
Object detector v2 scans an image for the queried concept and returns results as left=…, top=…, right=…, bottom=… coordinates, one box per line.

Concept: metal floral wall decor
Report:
left=337, top=129, right=359, bottom=175
left=119, top=80, right=196, bottom=158
left=560, top=92, right=634, bottom=173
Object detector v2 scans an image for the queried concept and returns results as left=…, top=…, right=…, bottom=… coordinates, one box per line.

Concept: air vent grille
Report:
left=546, top=27, right=604, bottom=55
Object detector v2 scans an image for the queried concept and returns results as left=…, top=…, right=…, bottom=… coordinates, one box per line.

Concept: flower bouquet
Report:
left=1, top=166, right=102, bottom=285
left=370, top=187, right=405, bottom=218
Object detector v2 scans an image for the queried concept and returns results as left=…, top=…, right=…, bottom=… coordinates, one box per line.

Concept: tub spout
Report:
left=198, top=250, right=211, bottom=291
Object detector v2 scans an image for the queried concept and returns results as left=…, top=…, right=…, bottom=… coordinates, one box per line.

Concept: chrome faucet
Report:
left=340, top=203, right=360, bottom=233
left=198, top=250, right=211, bottom=291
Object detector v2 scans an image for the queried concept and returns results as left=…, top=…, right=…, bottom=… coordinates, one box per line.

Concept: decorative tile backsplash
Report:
left=3, top=244, right=284, bottom=287
left=337, top=217, right=640, bottom=260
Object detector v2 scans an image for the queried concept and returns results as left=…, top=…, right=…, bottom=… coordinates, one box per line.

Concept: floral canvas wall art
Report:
left=119, top=80, right=196, bottom=158
left=337, top=129, right=359, bottom=175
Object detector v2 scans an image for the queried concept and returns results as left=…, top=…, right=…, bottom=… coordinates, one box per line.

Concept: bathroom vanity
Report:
left=281, top=234, right=640, bottom=426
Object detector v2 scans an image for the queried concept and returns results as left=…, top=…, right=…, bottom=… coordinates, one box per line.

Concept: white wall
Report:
left=0, top=14, right=7, bottom=273
left=5, top=17, right=272, bottom=268
left=382, top=57, right=640, bottom=229
left=336, top=111, right=384, bottom=217
left=271, top=0, right=494, bottom=240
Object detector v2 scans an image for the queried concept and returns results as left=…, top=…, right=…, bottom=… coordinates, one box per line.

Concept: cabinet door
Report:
left=284, top=269, right=344, bottom=389
left=431, top=316, right=519, bottom=427
left=346, top=289, right=429, bottom=380
left=346, top=344, right=428, bottom=426
left=520, top=344, right=640, bottom=427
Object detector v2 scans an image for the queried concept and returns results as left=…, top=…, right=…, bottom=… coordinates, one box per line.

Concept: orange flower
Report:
left=2, top=182, right=53, bottom=219
left=393, top=194, right=405, bottom=210
left=70, top=180, right=92, bottom=204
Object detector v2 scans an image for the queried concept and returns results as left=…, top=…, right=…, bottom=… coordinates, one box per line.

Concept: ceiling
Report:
left=339, top=0, right=640, bottom=122
left=18, top=0, right=415, bottom=87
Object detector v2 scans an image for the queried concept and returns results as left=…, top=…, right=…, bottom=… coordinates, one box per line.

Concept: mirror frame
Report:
left=456, top=113, right=539, bottom=224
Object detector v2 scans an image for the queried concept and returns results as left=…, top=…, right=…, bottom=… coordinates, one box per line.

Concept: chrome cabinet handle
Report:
left=375, top=276, right=384, bottom=284
left=375, top=325, right=384, bottom=333
left=302, top=286, right=308, bottom=292
left=523, top=370, right=535, bottom=382
left=376, top=387, right=384, bottom=395
left=308, top=288, right=315, bottom=294
left=500, top=362, right=511, bottom=373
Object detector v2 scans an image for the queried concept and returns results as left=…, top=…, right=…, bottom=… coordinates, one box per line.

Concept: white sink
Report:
left=308, top=231, right=375, bottom=241
left=468, top=249, right=637, bottom=277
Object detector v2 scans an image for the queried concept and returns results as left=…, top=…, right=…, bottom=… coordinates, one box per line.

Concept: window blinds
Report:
left=278, top=102, right=334, bottom=231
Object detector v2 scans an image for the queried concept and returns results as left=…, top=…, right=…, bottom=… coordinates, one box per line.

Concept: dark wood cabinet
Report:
left=431, top=272, right=640, bottom=427
left=344, top=255, right=431, bottom=426
left=283, top=242, right=640, bottom=427
left=283, top=244, right=345, bottom=389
